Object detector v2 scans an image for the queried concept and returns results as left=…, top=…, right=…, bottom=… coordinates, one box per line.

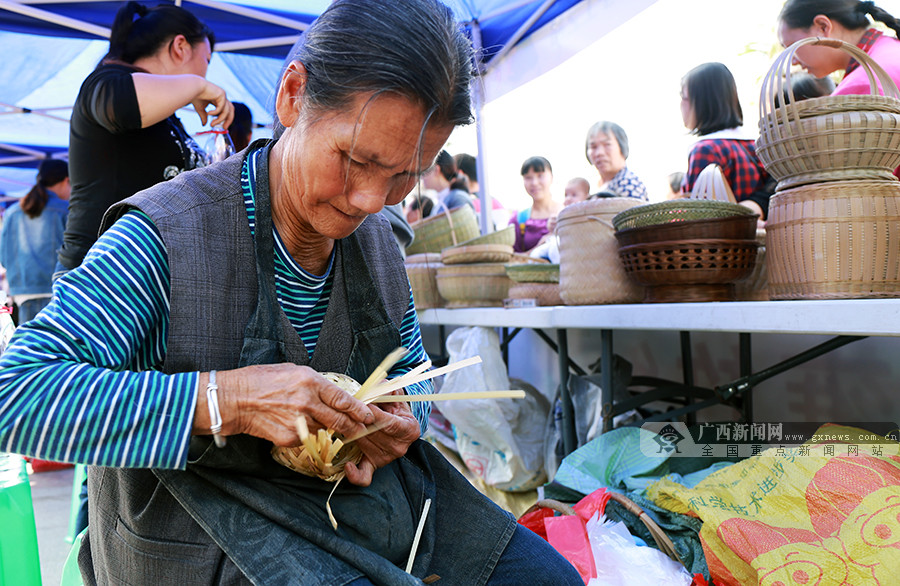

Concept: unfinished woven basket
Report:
left=757, top=38, right=900, bottom=190
left=406, top=205, right=480, bottom=255
left=766, top=180, right=900, bottom=299
left=557, top=198, right=644, bottom=305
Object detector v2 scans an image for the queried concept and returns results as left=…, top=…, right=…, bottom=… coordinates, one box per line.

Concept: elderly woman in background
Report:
left=584, top=120, right=648, bottom=200
left=0, top=1, right=581, bottom=584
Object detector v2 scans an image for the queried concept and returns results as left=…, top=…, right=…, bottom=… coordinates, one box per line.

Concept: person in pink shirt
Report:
left=777, top=0, right=900, bottom=96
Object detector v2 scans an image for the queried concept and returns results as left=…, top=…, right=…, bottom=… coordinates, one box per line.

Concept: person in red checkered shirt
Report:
left=680, top=62, right=774, bottom=221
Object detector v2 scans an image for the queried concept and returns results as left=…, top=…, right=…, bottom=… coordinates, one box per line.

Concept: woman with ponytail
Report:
left=778, top=0, right=900, bottom=95
left=57, top=1, right=233, bottom=273
left=0, top=159, right=70, bottom=324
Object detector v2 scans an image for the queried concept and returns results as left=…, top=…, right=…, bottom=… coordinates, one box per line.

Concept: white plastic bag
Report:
left=585, top=514, right=692, bottom=586
left=437, top=326, right=549, bottom=491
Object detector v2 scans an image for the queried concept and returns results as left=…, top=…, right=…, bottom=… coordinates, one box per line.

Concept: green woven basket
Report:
left=406, top=205, right=481, bottom=255
left=505, top=263, right=560, bottom=283
left=612, top=200, right=756, bottom=231
left=454, top=225, right=515, bottom=248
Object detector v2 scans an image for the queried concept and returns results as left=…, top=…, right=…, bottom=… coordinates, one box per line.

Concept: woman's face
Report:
left=522, top=168, right=552, bottom=200
left=276, top=87, right=453, bottom=241
left=777, top=19, right=843, bottom=78
left=586, top=130, right=626, bottom=178
left=680, top=85, right=696, bottom=130
left=182, top=37, right=212, bottom=78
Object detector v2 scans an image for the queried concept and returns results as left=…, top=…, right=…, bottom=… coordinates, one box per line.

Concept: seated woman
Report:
left=584, top=121, right=648, bottom=200
left=680, top=62, right=774, bottom=220
left=509, top=156, right=562, bottom=253
left=0, top=1, right=581, bottom=584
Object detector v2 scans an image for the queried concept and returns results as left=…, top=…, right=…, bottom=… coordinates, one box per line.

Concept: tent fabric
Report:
left=0, top=0, right=614, bottom=195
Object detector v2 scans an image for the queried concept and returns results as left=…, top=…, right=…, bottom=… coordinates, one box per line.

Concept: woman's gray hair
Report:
left=275, top=0, right=474, bottom=134
left=584, top=121, right=630, bottom=162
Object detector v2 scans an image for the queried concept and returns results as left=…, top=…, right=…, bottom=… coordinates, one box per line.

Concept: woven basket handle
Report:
left=559, top=215, right=617, bottom=231
left=758, top=37, right=900, bottom=168
left=760, top=37, right=900, bottom=122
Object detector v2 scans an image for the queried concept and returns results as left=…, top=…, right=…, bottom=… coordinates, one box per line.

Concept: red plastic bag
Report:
left=518, top=506, right=554, bottom=540
left=545, top=514, right=596, bottom=585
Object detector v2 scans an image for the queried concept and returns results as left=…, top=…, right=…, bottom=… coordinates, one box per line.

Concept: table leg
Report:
left=601, top=329, right=613, bottom=434
left=680, top=331, right=695, bottom=426
left=740, top=333, right=753, bottom=422
left=557, top=329, right=577, bottom=455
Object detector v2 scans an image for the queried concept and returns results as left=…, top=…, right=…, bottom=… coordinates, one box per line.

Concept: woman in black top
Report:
left=58, top=1, right=234, bottom=271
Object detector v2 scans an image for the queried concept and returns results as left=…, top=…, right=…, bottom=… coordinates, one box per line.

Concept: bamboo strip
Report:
left=369, top=390, right=526, bottom=403
left=357, top=355, right=483, bottom=402
left=354, top=346, right=408, bottom=401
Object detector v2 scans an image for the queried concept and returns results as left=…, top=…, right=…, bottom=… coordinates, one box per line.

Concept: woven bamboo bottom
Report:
left=644, top=283, right=735, bottom=303
left=508, top=282, right=564, bottom=306
left=444, top=299, right=504, bottom=309
left=766, top=180, right=900, bottom=299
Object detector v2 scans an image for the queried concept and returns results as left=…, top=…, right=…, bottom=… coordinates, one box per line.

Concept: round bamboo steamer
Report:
left=436, top=263, right=511, bottom=308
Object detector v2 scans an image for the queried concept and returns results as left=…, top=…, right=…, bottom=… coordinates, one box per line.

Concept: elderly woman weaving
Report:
left=0, top=1, right=581, bottom=584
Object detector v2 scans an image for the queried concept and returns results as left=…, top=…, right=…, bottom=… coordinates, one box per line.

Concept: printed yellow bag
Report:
left=647, top=424, right=900, bottom=585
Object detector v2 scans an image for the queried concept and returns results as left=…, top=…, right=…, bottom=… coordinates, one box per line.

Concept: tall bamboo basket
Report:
left=557, top=198, right=644, bottom=305
left=405, top=253, right=444, bottom=309
left=757, top=38, right=900, bottom=191
left=767, top=181, right=900, bottom=299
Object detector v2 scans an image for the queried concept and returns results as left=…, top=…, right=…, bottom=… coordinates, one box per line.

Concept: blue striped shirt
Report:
left=0, top=152, right=431, bottom=469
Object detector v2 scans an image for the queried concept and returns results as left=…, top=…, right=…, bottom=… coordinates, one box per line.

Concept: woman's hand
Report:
left=344, top=391, right=421, bottom=487
left=192, top=79, right=234, bottom=129
left=194, top=364, right=374, bottom=448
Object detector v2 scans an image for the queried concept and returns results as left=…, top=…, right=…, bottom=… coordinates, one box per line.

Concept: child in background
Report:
left=564, top=177, right=591, bottom=206
left=530, top=177, right=591, bottom=262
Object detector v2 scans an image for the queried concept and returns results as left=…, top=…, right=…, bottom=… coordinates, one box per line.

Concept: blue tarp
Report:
left=0, top=0, right=589, bottom=193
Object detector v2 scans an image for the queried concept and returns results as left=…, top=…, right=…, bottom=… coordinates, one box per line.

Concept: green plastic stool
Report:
left=65, top=464, right=87, bottom=544
left=60, top=528, right=86, bottom=586
left=0, top=453, right=42, bottom=586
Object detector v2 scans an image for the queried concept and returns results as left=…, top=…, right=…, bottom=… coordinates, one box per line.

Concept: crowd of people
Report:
left=0, top=0, right=900, bottom=583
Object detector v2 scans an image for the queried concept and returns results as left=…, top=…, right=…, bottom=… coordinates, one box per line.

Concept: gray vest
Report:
left=79, top=144, right=515, bottom=586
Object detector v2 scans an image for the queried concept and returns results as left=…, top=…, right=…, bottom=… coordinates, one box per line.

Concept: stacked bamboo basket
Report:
left=434, top=226, right=516, bottom=308
left=757, top=38, right=900, bottom=299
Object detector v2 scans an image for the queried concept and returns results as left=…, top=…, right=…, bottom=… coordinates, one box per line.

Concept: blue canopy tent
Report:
left=0, top=0, right=656, bottom=216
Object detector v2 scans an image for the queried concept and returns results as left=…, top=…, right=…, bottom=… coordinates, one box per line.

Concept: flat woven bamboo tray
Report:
left=406, top=205, right=480, bottom=255
left=441, top=243, right=513, bottom=265
left=557, top=197, right=644, bottom=305
left=757, top=37, right=900, bottom=190
left=766, top=180, right=900, bottom=299
left=611, top=200, right=755, bottom=231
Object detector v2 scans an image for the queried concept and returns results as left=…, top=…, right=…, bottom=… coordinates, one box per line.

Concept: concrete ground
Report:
left=29, top=464, right=76, bottom=586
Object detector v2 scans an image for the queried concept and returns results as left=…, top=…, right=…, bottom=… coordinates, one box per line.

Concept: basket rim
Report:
left=612, top=200, right=756, bottom=231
